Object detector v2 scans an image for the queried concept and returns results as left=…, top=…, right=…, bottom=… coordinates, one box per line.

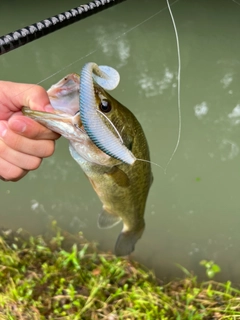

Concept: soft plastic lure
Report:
left=79, top=62, right=136, bottom=165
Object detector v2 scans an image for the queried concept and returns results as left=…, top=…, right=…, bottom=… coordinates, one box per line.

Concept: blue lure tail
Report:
left=79, top=62, right=136, bottom=165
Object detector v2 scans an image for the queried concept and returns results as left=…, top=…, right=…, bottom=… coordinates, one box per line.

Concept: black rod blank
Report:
left=0, top=0, right=125, bottom=55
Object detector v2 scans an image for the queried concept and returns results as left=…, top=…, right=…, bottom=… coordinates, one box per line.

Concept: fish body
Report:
left=22, top=72, right=153, bottom=256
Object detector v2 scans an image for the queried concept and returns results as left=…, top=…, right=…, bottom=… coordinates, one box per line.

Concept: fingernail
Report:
left=44, top=104, right=54, bottom=112
left=0, top=122, right=7, bottom=137
left=10, top=119, right=26, bottom=133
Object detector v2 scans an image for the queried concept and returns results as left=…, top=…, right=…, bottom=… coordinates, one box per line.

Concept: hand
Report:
left=0, top=81, right=60, bottom=181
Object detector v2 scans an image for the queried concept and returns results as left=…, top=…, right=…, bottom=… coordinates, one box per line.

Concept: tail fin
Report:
left=114, top=227, right=145, bottom=257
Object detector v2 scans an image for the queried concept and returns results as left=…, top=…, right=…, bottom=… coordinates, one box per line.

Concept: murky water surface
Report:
left=1, top=0, right=240, bottom=282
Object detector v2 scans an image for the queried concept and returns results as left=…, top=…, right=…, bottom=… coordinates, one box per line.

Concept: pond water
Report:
left=1, top=0, right=240, bottom=283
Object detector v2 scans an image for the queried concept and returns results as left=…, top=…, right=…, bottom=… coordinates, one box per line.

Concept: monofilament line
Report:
left=232, top=0, right=240, bottom=5
left=164, top=0, right=181, bottom=174
left=36, top=0, right=180, bottom=87
left=10, top=0, right=179, bottom=100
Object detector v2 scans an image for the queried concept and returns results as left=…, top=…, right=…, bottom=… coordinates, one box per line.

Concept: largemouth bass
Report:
left=22, top=71, right=153, bottom=256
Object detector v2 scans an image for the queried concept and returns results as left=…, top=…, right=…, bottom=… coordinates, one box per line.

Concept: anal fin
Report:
left=98, top=210, right=122, bottom=229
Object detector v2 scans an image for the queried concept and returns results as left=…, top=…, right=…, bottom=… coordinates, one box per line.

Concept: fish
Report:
left=22, top=70, right=153, bottom=256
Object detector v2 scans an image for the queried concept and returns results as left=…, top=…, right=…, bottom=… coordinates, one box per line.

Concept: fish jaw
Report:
left=27, top=73, right=83, bottom=140
left=22, top=72, right=118, bottom=167
left=22, top=107, right=115, bottom=167
left=22, top=107, right=84, bottom=142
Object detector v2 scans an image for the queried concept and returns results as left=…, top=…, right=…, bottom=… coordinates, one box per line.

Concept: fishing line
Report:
left=8, top=0, right=179, bottom=99
left=3, top=0, right=180, bottom=172
left=163, top=0, right=181, bottom=174
left=96, top=109, right=124, bottom=143
left=96, top=109, right=164, bottom=169
left=136, top=158, right=164, bottom=170
left=35, top=0, right=180, bottom=86
left=37, top=49, right=98, bottom=86
left=10, top=48, right=99, bottom=99
left=232, top=0, right=240, bottom=5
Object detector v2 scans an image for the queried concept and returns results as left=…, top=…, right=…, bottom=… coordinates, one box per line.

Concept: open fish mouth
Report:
left=22, top=107, right=85, bottom=142
left=47, top=73, right=80, bottom=115
left=22, top=73, right=84, bottom=141
left=22, top=105, right=112, bottom=166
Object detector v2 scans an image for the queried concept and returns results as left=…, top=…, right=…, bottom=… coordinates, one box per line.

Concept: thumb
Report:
left=0, top=81, right=54, bottom=113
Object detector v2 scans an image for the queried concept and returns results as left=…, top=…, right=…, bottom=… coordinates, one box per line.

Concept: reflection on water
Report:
left=194, top=102, right=208, bottom=119
left=1, top=0, right=240, bottom=283
left=138, top=67, right=176, bottom=97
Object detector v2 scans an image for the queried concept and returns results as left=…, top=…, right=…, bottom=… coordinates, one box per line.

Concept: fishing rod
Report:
left=0, top=0, right=126, bottom=55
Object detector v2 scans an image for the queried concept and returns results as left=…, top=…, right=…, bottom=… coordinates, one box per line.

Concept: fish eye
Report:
left=99, top=99, right=112, bottom=113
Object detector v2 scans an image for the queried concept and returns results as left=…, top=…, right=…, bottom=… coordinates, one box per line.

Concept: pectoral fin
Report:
left=98, top=210, right=122, bottom=229
left=106, top=167, right=130, bottom=187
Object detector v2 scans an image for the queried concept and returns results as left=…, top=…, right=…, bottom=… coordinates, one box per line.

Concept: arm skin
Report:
left=0, top=81, right=60, bottom=181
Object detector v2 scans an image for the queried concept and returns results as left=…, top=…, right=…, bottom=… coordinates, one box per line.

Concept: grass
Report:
left=0, top=222, right=239, bottom=319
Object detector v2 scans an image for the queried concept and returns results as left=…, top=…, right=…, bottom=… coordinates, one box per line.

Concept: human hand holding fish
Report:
left=0, top=81, right=60, bottom=181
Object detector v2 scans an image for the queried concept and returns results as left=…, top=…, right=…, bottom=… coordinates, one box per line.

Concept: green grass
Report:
left=0, top=222, right=239, bottom=319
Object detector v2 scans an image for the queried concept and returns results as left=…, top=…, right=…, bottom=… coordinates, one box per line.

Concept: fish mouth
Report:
left=47, top=73, right=80, bottom=111
left=22, top=73, right=84, bottom=140
left=22, top=107, right=85, bottom=142
left=47, top=73, right=80, bottom=115
left=22, top=106, right=114, bottom=166
left=22, top=73, right=114, bottom=166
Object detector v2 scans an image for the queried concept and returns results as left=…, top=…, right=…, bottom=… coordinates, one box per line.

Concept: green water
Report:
left=1, top=0, right=240, bottom=282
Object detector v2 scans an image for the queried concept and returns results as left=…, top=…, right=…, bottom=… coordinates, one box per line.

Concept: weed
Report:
left=0, top=223, right=239, bottom=319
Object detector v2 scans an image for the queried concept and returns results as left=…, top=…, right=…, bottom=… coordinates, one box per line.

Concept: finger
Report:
left=8, top=114, right=60, bottom=140
left=0, top=157, right=28, bottom=181
left=0, top=139, right=42, bottom=170
left=0, top=81, right=54, bottom=114
left=0, top=122, right=56, bottom=158
left=19, top=84, right=54, bottom=111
